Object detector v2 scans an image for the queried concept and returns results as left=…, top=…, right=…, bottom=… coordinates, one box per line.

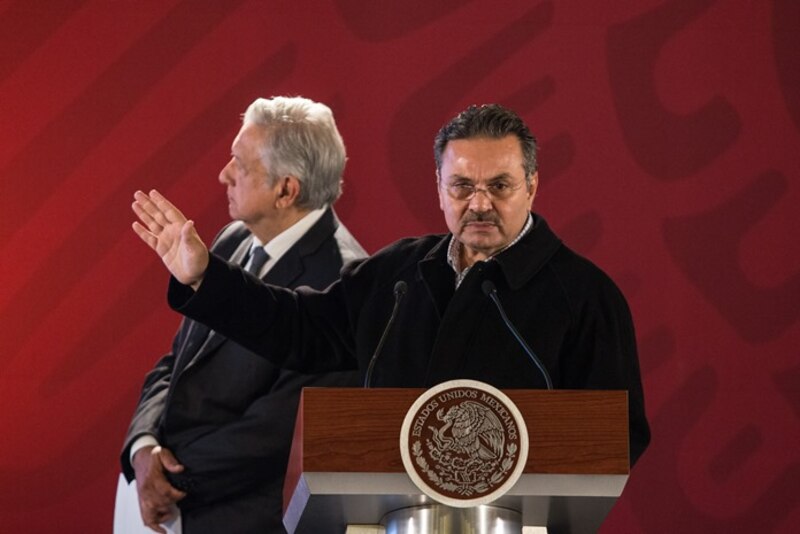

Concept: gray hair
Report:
left=243, top=96, right=346, bottom=209
left=433, top=104, right=538, bottom=183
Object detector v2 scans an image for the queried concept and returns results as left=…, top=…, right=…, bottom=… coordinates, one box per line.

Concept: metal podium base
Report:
left=381, top=504, right=522, bottom=534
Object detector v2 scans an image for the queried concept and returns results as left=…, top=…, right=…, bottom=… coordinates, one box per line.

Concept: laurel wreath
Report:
left=411, top=440, right=518, bottom=496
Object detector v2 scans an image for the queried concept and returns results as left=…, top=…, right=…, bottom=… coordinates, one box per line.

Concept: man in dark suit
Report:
left=118, top=96, right=365, bottom=533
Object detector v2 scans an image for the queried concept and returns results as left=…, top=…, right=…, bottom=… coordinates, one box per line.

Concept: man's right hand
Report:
left=132, top=445, right=187, bottom=534
left=132, top=189, right=209, bottom=289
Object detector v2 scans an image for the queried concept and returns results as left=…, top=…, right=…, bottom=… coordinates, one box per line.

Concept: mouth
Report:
left=462, top=217, right=498, bottom=229
left=461, top=221, right=500, bottom=236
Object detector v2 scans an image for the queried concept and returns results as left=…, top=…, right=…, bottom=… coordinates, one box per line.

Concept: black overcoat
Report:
left=171, top=214, right=650, bottom=464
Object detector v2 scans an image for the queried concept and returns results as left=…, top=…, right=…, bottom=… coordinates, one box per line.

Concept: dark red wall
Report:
left=1, top=1, right=798, bottom=531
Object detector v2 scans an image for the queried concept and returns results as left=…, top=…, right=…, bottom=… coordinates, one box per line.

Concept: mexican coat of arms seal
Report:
left=399, top=379, right=529, bottom=507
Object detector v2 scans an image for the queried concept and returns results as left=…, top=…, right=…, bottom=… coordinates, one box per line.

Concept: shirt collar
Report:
left=446, top=213, right=533, bottom=287
left=248, top=206, right=328, bottom=274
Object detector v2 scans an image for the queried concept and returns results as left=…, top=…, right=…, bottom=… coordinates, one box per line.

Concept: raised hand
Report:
left=132, top=190, right=209, bottom=287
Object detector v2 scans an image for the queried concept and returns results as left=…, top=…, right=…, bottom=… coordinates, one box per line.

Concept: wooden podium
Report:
left=283, top=388, right=629, bottom=534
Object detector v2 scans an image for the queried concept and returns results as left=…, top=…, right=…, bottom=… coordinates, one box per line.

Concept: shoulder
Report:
left=376, top=234, right=444, bottom=259
left=342, top=234, right=445, bottom=281
left=209, top=221, right=250, bottom=249
left=294, top=208, right=366, bottom=261
left=547, top=245, right=631, bottom=312
left=333, top=234, right=444, bottom=308
left=330, top=218, right=368, bottom=264
left=204, top=221, right=252, bottom=262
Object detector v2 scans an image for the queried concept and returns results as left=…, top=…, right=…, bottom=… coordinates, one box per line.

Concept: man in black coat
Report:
left=119, top=96, right=365, bottom=533
left=131, top=104, right=650, bottom=470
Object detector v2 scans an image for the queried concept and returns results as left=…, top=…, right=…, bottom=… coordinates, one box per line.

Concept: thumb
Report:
left=180, top=219, right=196, bottom=242
left=157, top=447, right=185, bottom=474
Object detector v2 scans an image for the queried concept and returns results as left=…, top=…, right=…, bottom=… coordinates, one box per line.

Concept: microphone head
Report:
left=394, top=280, right=408, bottom=298
left=481, top=280, right=497, bottom=296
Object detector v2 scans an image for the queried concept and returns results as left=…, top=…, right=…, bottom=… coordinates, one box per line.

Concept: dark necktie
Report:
left=246, top=246, right=269, bottom=277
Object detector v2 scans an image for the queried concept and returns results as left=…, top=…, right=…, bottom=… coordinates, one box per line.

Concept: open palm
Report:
left=132, top=190, right=209, bottom=287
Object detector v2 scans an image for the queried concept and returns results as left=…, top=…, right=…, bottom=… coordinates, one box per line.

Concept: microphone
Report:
left=482, top=280, right=553, bottom=390
left=364, top=280, right=407, bottom=388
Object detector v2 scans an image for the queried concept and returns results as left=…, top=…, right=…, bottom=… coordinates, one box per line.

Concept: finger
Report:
left=148, top=448, right=187, bottom=501
left=135, top=191, right=173, bottom=229
left=132, top=198, right=162, bottom=233
left=149, top=189, right=188, bottom=226
left=149, top=483, right=185, bottom=505
left=132, top=221, right=158, bottom=250
left=158, top=447, right=185, bottom=474
left=180, top=220, right=197, bottom=246
left=140, top=505, right=168, bottom=534
left=153, top=503, right=176, bottom=517
left=144, top=498, right=180, bottom=532
left=154, top=457, right=187, bottom=501
left=166, top=486, right=187, bottom=502
left=152, top=507, right=178, bottom=533
left=133, top=192, right=171, bottom=232
left=156, top=508, right=177, bottom=524
left=148, top=484, right=179, bottom=507
left=133, top=190, right=160, bottom=218
left=144, top=518, right=167, bottom=534
left=139, top=484, right=170, bottom=509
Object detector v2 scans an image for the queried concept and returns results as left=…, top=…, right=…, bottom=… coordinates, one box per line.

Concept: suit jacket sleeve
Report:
left=120, top=318, right=190, bottom=481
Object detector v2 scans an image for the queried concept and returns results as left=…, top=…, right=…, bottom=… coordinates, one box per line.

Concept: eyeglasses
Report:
left=441, top=180, right=526, bottom=201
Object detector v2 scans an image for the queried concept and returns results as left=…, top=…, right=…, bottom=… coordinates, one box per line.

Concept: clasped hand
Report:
left=132, top=190, right=209, bottom=288
left=132, top=445, right=186, bottom=533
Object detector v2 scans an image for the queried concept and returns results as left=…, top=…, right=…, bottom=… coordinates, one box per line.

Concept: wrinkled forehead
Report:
left=439, top=136, right=526, bottom=180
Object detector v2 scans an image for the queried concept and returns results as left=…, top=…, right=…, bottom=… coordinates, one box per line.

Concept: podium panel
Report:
left=284, top=388, right=629, bottom=533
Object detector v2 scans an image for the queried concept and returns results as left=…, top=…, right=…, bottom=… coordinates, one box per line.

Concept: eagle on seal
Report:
left=431, top=400, right=505, bottom=460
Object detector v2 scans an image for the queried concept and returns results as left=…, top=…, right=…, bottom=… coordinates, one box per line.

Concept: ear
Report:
left=275, top=175, right=301, bottom=208
left=436, top=170, right=445, bottom=211
left=527, top=172, right=538, bottom=207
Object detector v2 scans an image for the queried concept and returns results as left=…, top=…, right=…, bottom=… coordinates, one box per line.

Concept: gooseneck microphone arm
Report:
left=364, top=280, right=408, bottom=388
left=482, top=280, right=553, bottom=390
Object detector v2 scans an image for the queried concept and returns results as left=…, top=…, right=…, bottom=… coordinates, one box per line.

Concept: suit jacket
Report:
left=121, top=207, right=365, bottom=533
left=169, top=213, right=650, bottom=465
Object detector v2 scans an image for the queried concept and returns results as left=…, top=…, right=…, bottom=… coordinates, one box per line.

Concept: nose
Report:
left=219, top=159, right=234, bottom=185
left=468, top=187, right=492, bottom=212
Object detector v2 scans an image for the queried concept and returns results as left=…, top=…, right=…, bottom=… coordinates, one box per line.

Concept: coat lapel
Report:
left=263, top=207, right=338, bottom=287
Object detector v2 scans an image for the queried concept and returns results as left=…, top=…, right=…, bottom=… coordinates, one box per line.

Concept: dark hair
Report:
left=433, top=104, right=538, bottom=180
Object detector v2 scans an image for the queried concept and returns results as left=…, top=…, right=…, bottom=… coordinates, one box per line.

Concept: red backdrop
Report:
left=1, top=1, right=798, bottom=531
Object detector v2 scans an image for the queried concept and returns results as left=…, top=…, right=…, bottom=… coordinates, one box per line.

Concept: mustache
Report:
left=461, top=212, right=500, bottom=225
